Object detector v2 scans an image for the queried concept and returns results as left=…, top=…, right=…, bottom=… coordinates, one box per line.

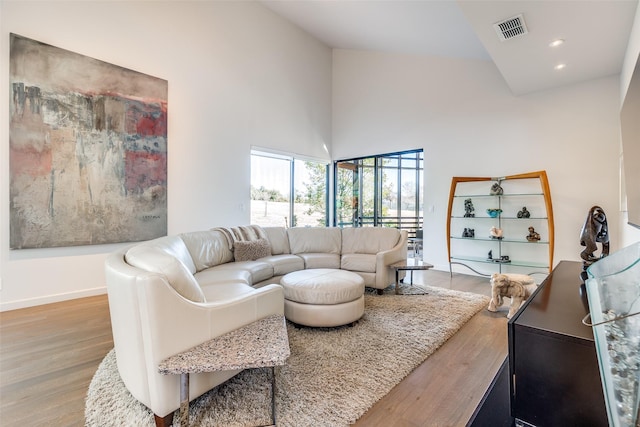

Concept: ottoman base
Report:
left=284, top=295, right=365, bottom=327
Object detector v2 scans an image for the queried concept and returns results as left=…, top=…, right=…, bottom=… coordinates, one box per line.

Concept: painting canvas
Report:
left=9, top=34, right=168, bottom=249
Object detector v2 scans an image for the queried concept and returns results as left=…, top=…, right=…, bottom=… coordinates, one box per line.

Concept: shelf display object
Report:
left=446, top=171, right=554, bottom=277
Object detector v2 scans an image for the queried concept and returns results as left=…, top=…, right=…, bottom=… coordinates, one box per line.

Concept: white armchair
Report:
left=104, top=247, right=284, bottom=426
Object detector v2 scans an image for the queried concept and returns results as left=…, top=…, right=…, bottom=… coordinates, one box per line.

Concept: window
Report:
left=333, top=150, right=423, bottom=236
left=251, top=150, right=328, bottom=228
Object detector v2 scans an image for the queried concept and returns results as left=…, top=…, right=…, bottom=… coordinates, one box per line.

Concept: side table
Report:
left=158, top=314, right=290, bottom=427
left=389, top=259, right=434, bottom=295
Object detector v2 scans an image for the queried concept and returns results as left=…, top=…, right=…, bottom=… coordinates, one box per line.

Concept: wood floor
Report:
left=0, top=269, right=508, bottom=427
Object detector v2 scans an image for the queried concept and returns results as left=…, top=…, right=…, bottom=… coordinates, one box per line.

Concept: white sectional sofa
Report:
left=104, top=225, right=407, bottom=425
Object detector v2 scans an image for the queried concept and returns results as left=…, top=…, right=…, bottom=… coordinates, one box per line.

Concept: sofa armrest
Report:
left=106, top=248, right=285, bottom=417
left=141, top=278, right=285, bottom=415
left=140, top=281, right=284, bottom=361
left=374, top=230, right=408, bottom=289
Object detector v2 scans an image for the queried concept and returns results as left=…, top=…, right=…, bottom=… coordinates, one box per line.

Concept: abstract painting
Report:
left=9, top=34, right=168, bottom=249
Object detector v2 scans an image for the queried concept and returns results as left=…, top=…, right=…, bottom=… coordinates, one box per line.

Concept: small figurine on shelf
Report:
left=486, top=208, right=502, bottom=218
left=487, top=250, right=493, bottom=260
left=490, top=181, right=504, bottom=195
left=464, top=198, right=475, bottom=217
left=462, top=228, right=475, bottom=238
left=517, top=206, right=531, bottom=218
left=526, top=226, right=541, bottom=242
left=489, top=226, right=503, bottom=239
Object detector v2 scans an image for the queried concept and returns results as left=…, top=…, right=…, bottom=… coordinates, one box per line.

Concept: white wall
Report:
left=0, top=1, right=332, bottom=310
left=332, top=49, right=623, bottom=272
left=620, top=3, right=640, bottom=247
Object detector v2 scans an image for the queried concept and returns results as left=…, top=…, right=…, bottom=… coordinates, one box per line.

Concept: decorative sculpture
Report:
left=487, top=273, right=537, bottom=319
left=579, top=206, right=610, bottom=270
left=517, top=207, right=531, bottom=218
left=489, top=226, right=503, bottom=239
left=462, top=228, right=475, bottom=238
left=490, top=181, right=504, bottom=195
left=464, top=199, right=475, bottom=218
left=526, top=226, right=541, bottom=242
left=486, top=208, right=502, bottom=218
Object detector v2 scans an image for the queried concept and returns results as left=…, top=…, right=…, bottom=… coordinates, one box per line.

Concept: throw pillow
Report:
left=234, top=238, right=272, bottom=262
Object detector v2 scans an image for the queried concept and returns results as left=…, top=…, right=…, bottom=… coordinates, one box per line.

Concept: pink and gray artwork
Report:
left=9, top=34, right=168, bottom=249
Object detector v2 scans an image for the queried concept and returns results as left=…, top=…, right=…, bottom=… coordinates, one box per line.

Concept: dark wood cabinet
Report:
left=508, top=261, right=608, bottom=426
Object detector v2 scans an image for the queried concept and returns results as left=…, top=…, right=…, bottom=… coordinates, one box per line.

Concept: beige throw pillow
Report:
left=234, top=238, right=271, bottom=261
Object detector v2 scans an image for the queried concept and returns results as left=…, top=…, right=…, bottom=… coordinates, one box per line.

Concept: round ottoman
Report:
left=281, top=269, right=365, bottom=327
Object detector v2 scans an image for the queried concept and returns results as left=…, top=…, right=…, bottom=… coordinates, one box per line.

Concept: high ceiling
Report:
left=261, top=0, right=638, bottom=95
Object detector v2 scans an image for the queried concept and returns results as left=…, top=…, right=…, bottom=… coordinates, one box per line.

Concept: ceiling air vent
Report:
left=493, top=14, right=528, bottom=41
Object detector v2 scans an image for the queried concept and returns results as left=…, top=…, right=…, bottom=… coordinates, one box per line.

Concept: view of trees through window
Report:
left=334, top=150, right=423, bottom=236
left=251, top=149, right=423, bottom=235
left=250, top=151, right=328, bottom=227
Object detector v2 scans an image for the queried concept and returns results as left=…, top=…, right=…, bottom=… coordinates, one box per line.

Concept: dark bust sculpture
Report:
left=526, top=226, right=541, bottom=242
left=579, top=205, right=609, bottom=271
left=517, top=206, right=531, bottom=218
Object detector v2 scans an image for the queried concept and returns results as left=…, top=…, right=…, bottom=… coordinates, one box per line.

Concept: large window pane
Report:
left=251, top=154, right=291, bottom=227
left=400, top=168, right=417, bottom=212
left=381, top=162, right=398, bottom=224
left=251, top=150, right=328, bottom=227
left=294, top=159, right=327, bottom=227
left=361, top=162, right=376, bottom=226
left=336, top=162, right=357, bottom=227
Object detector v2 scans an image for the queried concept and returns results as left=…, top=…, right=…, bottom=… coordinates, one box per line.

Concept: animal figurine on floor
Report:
left=487, top=273, right=537, bottom=319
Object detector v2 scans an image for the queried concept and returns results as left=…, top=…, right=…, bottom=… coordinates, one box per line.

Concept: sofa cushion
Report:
left=180, top=230, right=233, bottom=272
left=212, top=261, right=274, bottom=284
left=125, top=246, right=205, bottom=303
left=262, top=227, right=290, bottom=255
left=259, top=254, right=304, bottom=276
left=341, top=253, right=376, bottom=273
left=234, top=238, right=272, bottom=262
left=194, top=268, right=252, bottom=286
left=298, top=253, right=341, bottom=269
left=341, top=227, right=400, bottom=254
left=288, top=227, right=342, bottom=255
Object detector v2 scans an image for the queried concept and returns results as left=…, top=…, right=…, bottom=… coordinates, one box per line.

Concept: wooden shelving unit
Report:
left=446, top=171, right=554, bottom=276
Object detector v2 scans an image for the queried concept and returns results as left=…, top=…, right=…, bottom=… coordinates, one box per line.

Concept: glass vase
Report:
left=585, top=241, right=640, bottom=427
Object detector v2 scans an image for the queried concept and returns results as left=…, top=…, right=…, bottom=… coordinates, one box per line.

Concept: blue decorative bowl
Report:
left=486, top=209, right=502, bottom=218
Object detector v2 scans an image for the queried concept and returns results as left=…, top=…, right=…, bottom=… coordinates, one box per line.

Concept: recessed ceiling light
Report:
left=554, top=63, right=566, bottom=71
left=549, top=39, right=565, bottom=48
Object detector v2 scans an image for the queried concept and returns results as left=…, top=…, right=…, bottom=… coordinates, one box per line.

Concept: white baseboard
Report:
left=0, top=286, right=107, bottom=312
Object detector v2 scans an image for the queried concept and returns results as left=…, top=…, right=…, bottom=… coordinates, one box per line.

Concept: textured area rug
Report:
left=85, top=284, right=489, bottom=426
